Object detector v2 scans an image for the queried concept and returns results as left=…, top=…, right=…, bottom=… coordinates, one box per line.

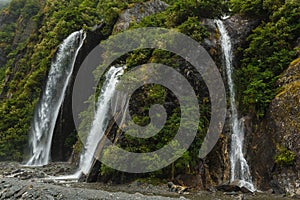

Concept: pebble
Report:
left=3, top=184, right=10, bottom=188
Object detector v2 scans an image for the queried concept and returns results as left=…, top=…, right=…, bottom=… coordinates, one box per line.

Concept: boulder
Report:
left=174, top=174, right=203, bottom=189
left=216, top=180, right=254, bottom=194
left=216, top=184, right=240, bottom=192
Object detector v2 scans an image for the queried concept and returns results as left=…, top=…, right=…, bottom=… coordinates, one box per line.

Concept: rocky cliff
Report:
left=249, top=57, right=300, bottom=196
left=0, top=0, right=299, bottom=195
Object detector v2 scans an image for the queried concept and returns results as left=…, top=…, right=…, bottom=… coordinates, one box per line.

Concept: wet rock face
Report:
left=204, top=134, right=230, bottom=188
left=201, top=18, right=220, bottom=62
left=201, top=17, right=258, bottom=187
left=223, top=15, right=260, bottom=50
left=249, top=58, right=300, bottom=194
left=223, top=15, right=260, bottom=68
left=113, top=0, right=168, bottom=33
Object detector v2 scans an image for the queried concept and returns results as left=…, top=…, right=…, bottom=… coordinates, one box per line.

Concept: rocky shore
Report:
left=0, top=162, right=297, bottom=200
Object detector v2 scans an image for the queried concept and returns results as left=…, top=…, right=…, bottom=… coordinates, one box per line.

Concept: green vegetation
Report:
left=274, top=146, right=296, bottom=166
left=230, top=0, right=286, bottom=19
left=96, top=0, right=224, bottom=180
left=232, top=0, right=300, bottom=117
left=0, top=0, right=220, bottom=172
left=0, top=0, right=142, bottom=160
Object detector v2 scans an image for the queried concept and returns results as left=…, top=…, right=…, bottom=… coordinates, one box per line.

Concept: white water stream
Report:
left=54, top=66, right=124, bottom=180
left=26, top=30, right=86, bottom=166
left=215, top=19, right=255, bottom=191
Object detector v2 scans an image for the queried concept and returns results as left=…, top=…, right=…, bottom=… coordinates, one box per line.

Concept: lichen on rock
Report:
left=250, top=57, right=300, bottom=195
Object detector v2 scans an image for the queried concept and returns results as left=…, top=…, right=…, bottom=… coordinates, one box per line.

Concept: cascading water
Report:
left=78, top=66, right=124, bottom=175
left=215, top=19, right=255, bottom=191
left=26, top=30, right=86, bottom=166
left=54, top=66, right=125, bottom=180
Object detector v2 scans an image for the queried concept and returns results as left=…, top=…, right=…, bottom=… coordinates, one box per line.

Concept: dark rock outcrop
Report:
left=113, top=0, right=168, bottom=33
left=216, top=180, right=254, bottom=194
left=203, top=133, right=230, bottom=188
left=223, top=15, right=260, bottom=68
left=249, top=57, right=300, bottom=194
left=201, top=18, right=220, bottom=63
left=174, top=174, right=203, bottom=189
left=223, top=15, right=260, bottom=50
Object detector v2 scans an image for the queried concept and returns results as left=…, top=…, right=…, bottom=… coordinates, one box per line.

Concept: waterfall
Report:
left=78, top=66, right=124, bottom=175
left=54, top=66, right=125, bottom=180
left=215, top=19, right=255, bottom=191
left=26, top=30, right=86, bottom=166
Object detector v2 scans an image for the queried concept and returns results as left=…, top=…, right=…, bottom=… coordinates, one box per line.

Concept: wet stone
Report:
left=4, top=185, right=22, bottom=198
left=216, top=184, right=241, bottom=192
left=45, top=194, right=55, bottom=200
left=240, top=186, right=253, bottom=194
left=14, top=186, right=28, bottom=198
left=0, top=189, right=8, bottom=199
left=3, top=184, right=10, bottom=188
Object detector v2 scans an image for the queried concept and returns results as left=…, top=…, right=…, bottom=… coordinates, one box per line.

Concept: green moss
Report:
left=276, top=81, right=300, bottom=98
left=290, top=57, right=300, bottom=67
left=274, top=146, right=296, bottom=166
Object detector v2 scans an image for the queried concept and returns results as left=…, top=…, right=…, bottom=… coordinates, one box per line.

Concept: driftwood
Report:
left=167, top=182, right=189, bottom=194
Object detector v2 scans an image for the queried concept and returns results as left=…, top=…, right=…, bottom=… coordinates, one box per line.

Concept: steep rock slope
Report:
left=113, top=0, right=168, bottom=33
left=249, top=57, right=300, bottom=195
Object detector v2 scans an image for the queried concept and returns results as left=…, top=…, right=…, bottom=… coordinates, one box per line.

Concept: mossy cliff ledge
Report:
left=249, top=57, right=300, bottom=196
